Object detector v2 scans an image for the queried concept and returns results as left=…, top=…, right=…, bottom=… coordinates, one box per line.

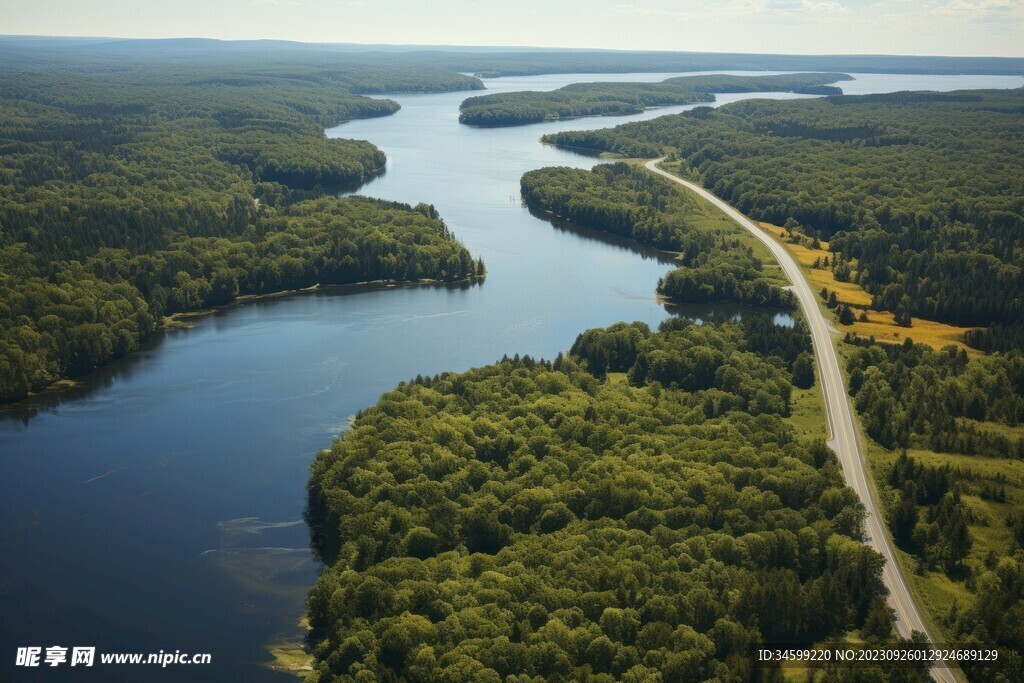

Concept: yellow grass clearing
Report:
left=759, top=222, right=831, bottom=266
left=807, top=269, right=874, bottom=307
left=843, top=310, right=980, bottom=354
left=757, top=224, right=875, bottom=304
left=759, top=222, right=978, bottom=354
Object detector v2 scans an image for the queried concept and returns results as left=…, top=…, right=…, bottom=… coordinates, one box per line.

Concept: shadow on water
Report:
left=663, top=301, right=796, bottom=328
left=0, top=332, right=173, bottom=426
left=0, top=278, right=482, bottom=426
left=528, top=205, right=680, bottom=267
left=527, top=205, right=796, bottom=328
left=535, top=139, right=608, bottom=159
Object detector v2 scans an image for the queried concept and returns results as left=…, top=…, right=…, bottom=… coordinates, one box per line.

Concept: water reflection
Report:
left=528, top=206, right=680, bottom=266
left=662, top=303, right=796, bottom=328
left=0, top=335, right=170, bottom=425
left=1, top=280, right=483, bottom=426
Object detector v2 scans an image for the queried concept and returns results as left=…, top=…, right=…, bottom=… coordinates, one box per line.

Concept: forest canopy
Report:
left=544, top=89, right=1024, bottom=345
left=521, top=164, right=793, bottom=309
left=844, top=338, right=1024, bottom=457
left=305, top=317, right=894, bottom=682
left=459, top=73, right=851, bottom=126
left=419, top=50, right=1024, bottom=79
left=0, top=61, right=485, bottom=401
left=842, top=334, right=1024, bottom=680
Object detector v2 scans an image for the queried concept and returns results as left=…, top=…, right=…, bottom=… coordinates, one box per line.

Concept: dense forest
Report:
left=521, top=164, right=793, bottom=309
left=516, top=143, right=1024, bottom=680
left=844, top=336, right=1024, bottom=680
left=9, top=38, right=1022, bottom=678
left=844, top=338, right=1024, bottom=457
left=304, top=317, right=918, bottom=682
left=0, top=63, right=485, bottom=401
left=459, top=73, right=850, bottom=126
left=545, top=89, right=1024, bottom=346
left=0, top=39, right=486, bottom=94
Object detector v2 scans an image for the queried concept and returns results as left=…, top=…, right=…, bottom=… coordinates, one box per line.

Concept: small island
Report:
left=458, top=73, right=851, bottom=126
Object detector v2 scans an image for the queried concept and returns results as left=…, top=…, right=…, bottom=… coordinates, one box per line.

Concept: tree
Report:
left=890, top=489, right=918, bottom=549
left=522, top=164, right=794, bottom=311
left=0, top=67, right=487, bottom=401
left=459, top=73, right=851, bottom=126
left=792, top=352, right=816, bottom=389
left=378, top=614, right=436, bottom=670
left=862, top=597, right=894, bottom=641
left=895, top=295, right=914, bottom=328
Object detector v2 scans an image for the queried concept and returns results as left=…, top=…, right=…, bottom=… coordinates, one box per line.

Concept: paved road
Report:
left=645, top=159, right=958, bottom=683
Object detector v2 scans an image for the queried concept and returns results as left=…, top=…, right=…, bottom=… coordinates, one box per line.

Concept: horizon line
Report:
left=1, top=33, right=1022, bottom=61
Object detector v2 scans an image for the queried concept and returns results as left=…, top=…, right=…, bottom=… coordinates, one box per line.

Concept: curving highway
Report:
left=644, top=159, right=958, bottom=683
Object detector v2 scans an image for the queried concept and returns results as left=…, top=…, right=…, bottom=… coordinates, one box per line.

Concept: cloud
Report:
left=933, top=0, right=1022, bottom=19
left=764, top=0, right=850, bottom=13
left=609, top=0, right=849, bottom=21
left=934, top=0, right=1014, bottom=11
left=800, top=0, right=850, bottom=11
left=868, top=0, right=1022, bottom=34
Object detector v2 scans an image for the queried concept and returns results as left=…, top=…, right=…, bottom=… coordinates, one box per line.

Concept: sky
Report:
left=2, top=0, right=1022, bottom=57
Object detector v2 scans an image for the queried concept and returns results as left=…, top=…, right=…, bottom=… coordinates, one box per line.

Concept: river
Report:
left=2, top=70, right=1021, bottom=681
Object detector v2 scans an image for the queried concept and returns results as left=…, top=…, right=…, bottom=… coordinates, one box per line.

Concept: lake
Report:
left=2, top=70, right=1021, bottom=681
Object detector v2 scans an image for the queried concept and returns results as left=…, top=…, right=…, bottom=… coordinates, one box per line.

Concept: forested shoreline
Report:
left=544, top=89, right=1024, bottom=349
left=7, top=38, right=1024, bottom=680
left=0, top=61, right=485, bottom=401
left=304, top=316, right=915, bottom=681
left=397, top=47, right=1024, bottom=78
left=6, top=37, right=1021, bottom=78
left=299, top=157, right=939, bottom=680
left=459, top=73, right=850, bottom=126
left=521, top=164, right=793, bottom=309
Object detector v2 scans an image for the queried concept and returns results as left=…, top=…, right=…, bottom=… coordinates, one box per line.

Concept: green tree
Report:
left=792, top=352, right=816, bottom=389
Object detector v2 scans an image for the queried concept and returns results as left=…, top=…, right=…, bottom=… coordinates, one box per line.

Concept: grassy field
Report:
left=640, top=159, right=975, bottom=353
left=787, top=383, right=829, bottom=441
left=865, top=436, right=1024, bottom=642
left=757, top=223, right=978, bottom=353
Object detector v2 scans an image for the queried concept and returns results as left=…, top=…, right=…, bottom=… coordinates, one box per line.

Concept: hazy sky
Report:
left=2, top=0, right=1022, bottom=57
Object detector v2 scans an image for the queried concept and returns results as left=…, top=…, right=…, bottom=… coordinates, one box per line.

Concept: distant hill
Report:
left=1, top=36, right=1022, bottom=76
